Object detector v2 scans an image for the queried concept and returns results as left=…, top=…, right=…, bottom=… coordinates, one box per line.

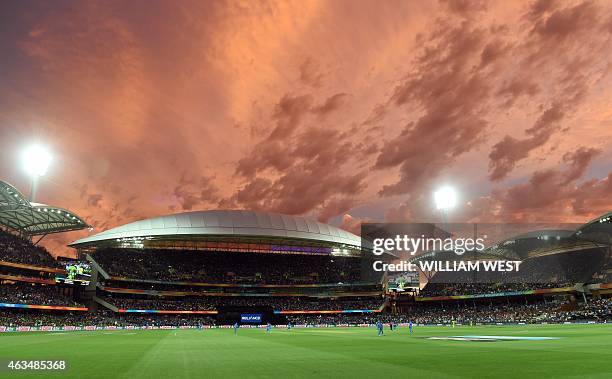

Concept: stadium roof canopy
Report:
left=574, top=211, right=612, bottom=245
left=0, top=180, right=89, bottom=236
left=406, top=219, right=612, bottom=262
left=70, top=210, right=363, bottom=254
left=508, top=229, right=575, bottom=241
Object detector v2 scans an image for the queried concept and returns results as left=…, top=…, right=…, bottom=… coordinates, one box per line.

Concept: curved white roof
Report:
left=70, top=210, right=361, bottom=248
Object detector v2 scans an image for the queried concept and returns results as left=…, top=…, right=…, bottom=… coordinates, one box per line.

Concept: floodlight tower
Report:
left=434, top=185, right=457, bottom=225
left=22, top=144, right=52, bottom=202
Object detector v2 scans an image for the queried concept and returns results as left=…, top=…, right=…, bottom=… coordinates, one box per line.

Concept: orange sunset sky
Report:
left=1, top=0, right=611, bottom=256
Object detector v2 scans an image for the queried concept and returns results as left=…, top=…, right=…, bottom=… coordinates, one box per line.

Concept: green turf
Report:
left=0, top=324, right=611, bottom=378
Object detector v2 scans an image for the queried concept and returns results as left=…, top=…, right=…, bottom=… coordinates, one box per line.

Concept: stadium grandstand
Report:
left=0, top=180, right=91, bottom=330
left=0, top=200, right=610, bottom=331
left=67, top=210, right=386, bottom=326
left=388, top=214, right=612, bottom=325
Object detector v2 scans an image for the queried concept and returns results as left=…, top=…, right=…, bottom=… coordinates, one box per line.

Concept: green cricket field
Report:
left=0, top=324, right=610, bottom=378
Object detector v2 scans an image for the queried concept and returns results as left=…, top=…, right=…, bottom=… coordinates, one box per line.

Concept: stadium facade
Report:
left=0, top=193, right=610, bottom=331
left=65, top=210, right=385, bottom=325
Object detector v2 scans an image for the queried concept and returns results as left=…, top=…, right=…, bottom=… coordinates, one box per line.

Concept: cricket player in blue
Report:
left=266, top=323, right=272, bottom=333
left=376, top=320, right=384, bottom=336
left=409, top=321, right=413, bottom=334
left=233, top=322, right=239, bottom=335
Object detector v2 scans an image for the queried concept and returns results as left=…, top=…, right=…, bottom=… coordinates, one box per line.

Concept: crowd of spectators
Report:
left=408, top=298, right=612, bottom=324
left=0, top=230, right=59, bottom=267
left=0, top=282, right=83, bottom=307
left=0, top=309, right=215, bottom=327
left=286, top=313, right=406, bottom=326
left=288, top=298, right=612, bottom=325
left=101, top=279, right=381, bottom=293
left=107, top=297, right=215, bottom=311
left=405, top=301, right=568, bottom=324
left=0, top=265, right=56, bottom=280
left=419, top=282, right=573, bottom=297
left=105, top=295, right=383, bottom=311
left=93, top=248, right=362, bottom=284
left=568, top=298, right=612, bottom=320
left=419, top=249, right=605, bottom=295
left=0, top=297, right=609, bottom=327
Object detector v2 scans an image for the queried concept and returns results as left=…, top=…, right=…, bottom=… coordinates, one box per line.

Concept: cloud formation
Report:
left=0, top=0, right=610, bottom=256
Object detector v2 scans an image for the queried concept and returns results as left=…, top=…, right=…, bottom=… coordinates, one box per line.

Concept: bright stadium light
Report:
left=22, top=144, right=52, bottom=177
left=21, top=144, right=52, bottom=202
left=434, top=186, right=457, bottom=211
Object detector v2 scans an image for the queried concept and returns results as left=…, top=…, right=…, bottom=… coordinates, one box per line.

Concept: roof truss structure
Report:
left=0, top=180, right=89, bottom=236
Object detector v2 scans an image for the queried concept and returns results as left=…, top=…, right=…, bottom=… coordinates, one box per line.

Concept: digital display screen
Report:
left=240, top=314, right=262, bottom=323
left=388, top=272, right=419, bottom=291
left=55, top=261, right=92, bottom=286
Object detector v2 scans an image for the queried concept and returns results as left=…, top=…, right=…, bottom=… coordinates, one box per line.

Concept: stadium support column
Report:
left=81, top=268, right=100, bottom=311
left=29, top=176, right=38, bottom=202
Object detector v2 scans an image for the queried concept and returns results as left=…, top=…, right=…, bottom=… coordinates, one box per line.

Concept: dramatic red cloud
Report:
left=0, top=0, right=611, bottom=256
